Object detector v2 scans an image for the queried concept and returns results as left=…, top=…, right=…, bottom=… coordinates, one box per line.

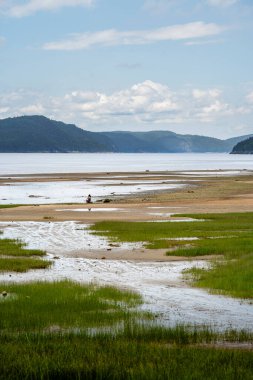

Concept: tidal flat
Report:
left=0, top=275, right=252, bottom=379
left=0, top=169, right=253, bottom=378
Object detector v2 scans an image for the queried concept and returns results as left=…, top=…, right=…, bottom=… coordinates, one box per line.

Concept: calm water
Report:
left=0, top=153, right=253, bottom=175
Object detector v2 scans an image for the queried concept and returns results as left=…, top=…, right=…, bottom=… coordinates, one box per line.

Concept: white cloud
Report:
left=43, top=22, right=225, bottom=50
left=0, top=107, right=9, bottom=114
left=246, top=91, right=253, bottom=104
left=201, top=100, right=229, bottom=116
left=19, top=104, right=45, bottom=115
left=192, top=88, right=222, bottom=100
left=207, top=0, right=238, bottom=7
left=64, top=80, right=179, bottom=121
left=191, top=88, right=236, bottom=122
left=3, top=0, right=94, bottom=18
left=0, top=81, right=179, bottom=124
left=185, top=39, right=224, bottom=46
left=1, top=82, right=251, bottom=137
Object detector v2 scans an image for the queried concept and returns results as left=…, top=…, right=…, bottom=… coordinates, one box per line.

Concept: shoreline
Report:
left=1, top=170, right=253, bottom=331
left=1, top=169, right=253, bottom=262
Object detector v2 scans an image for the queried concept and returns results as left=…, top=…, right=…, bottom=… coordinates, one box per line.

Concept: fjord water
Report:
left=1, top=152, right=253, bottom=175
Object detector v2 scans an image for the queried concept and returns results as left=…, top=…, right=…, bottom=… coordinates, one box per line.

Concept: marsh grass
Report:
left=1, top=333, right=253, bottom=380
left=0, top=204, right=20, bottom=209
left=0, top=280, right=146, bottom=333
left=91, top=213, right=253, bottom=245
left=0, top=281, right=252, bottom=379
left=91, top=213, right=253, bottom=298
left=0, top=235, right=50, bottom=272
left=0, top=257, right=50, bottom=272
left=185, top=254, right=253, bottom=299
left=0, top=238, right=45, bottom=257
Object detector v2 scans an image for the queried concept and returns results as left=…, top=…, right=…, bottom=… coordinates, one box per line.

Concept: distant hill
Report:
left=100, top=131, right=233, bottom=153
left=0, top=115, right=252, bottom=153
left=0, top=116, right=114, bottom=152
left=231, top=137, right=253, bottom=154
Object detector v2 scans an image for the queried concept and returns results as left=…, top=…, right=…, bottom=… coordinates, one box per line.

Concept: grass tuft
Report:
left=0, top=235, right=50, bottom=272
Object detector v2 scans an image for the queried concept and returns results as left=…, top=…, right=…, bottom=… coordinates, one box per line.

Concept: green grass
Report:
left=0, top=235, right=50, bottom=272
left=0, top=281, right=146, bottom=333
left=184, top=254, right=253, bottom=299
left=91, top=213, right=253, bottom=246
left=0, top=280, right=252, bottom=379
left=91, top=212, right=253, bottom=299
left=0, top=238, right=45, bottom=257
left=0, top=204, right=20, bottom=209
left=0, top=257, right=50, bottom=272
left=0, top=333, right=252, bottom=380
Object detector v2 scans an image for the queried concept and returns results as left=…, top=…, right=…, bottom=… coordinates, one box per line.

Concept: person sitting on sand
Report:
left=86, top=194, right=92, bottom=204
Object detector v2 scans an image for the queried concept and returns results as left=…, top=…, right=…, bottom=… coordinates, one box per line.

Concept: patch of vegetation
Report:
left=0, top=257, right=50, bottom=272
left=184, top=254, right=253, bottom=299
left=0, top=280, right=252, bottom=379
left=1, top=333, right=253, bottom=380
left=91, top=213, right=253, bottom=298
left=119, top=175, right=253, bottom=204
left=0, top=235, right=50, bottom=272
left=0, top=281, right=146, bottom=333
left=0, top=238, right=45, bottom=257
left=0, top=204, right=20, bottom=209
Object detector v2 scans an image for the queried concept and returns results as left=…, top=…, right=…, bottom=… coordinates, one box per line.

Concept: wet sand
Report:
left=1, top=171, right=253, bottom=329
left=1, top=170, right=253, bottom=261
left=2, top=197, right=253, bottom=223
left=1, top=252, right=252, bottom=330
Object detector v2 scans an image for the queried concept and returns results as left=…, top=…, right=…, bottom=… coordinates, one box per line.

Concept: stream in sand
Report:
left=0, top=220, right=252, bottom=331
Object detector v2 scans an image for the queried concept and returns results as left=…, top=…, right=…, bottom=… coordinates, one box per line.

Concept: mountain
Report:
left=0, top=115, right=114, bottom=152
left=0, top=115, right=252, bottom=153
left=100, top=131, right=253, bottom=153
left=100, top=131, right=228, bottom=153
left=231, top=137, right=253, bottom=154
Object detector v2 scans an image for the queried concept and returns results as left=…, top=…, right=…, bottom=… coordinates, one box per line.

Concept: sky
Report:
left=1, top=0, right=253, bottom=138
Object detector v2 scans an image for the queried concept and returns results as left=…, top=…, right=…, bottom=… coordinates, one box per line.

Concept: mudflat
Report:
left=1, top=170, right=253, bottom=261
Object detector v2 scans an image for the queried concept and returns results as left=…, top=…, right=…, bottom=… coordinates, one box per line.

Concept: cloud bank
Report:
left=43, top=22, right=225, bottom=50
left=0, top=81, right=251, bottom=137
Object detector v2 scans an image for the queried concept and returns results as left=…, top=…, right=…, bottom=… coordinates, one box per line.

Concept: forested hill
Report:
left=231, top=137, right=253, bottom=154
left=0, top=115, right=252, bottom=153
left=0, top=116, right=114, bottom=152
left=100, top=131, right=252, bottom=153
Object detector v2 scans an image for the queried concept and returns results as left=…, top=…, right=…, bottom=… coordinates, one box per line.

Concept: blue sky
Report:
left=1, top=0, right=253, bottom=138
